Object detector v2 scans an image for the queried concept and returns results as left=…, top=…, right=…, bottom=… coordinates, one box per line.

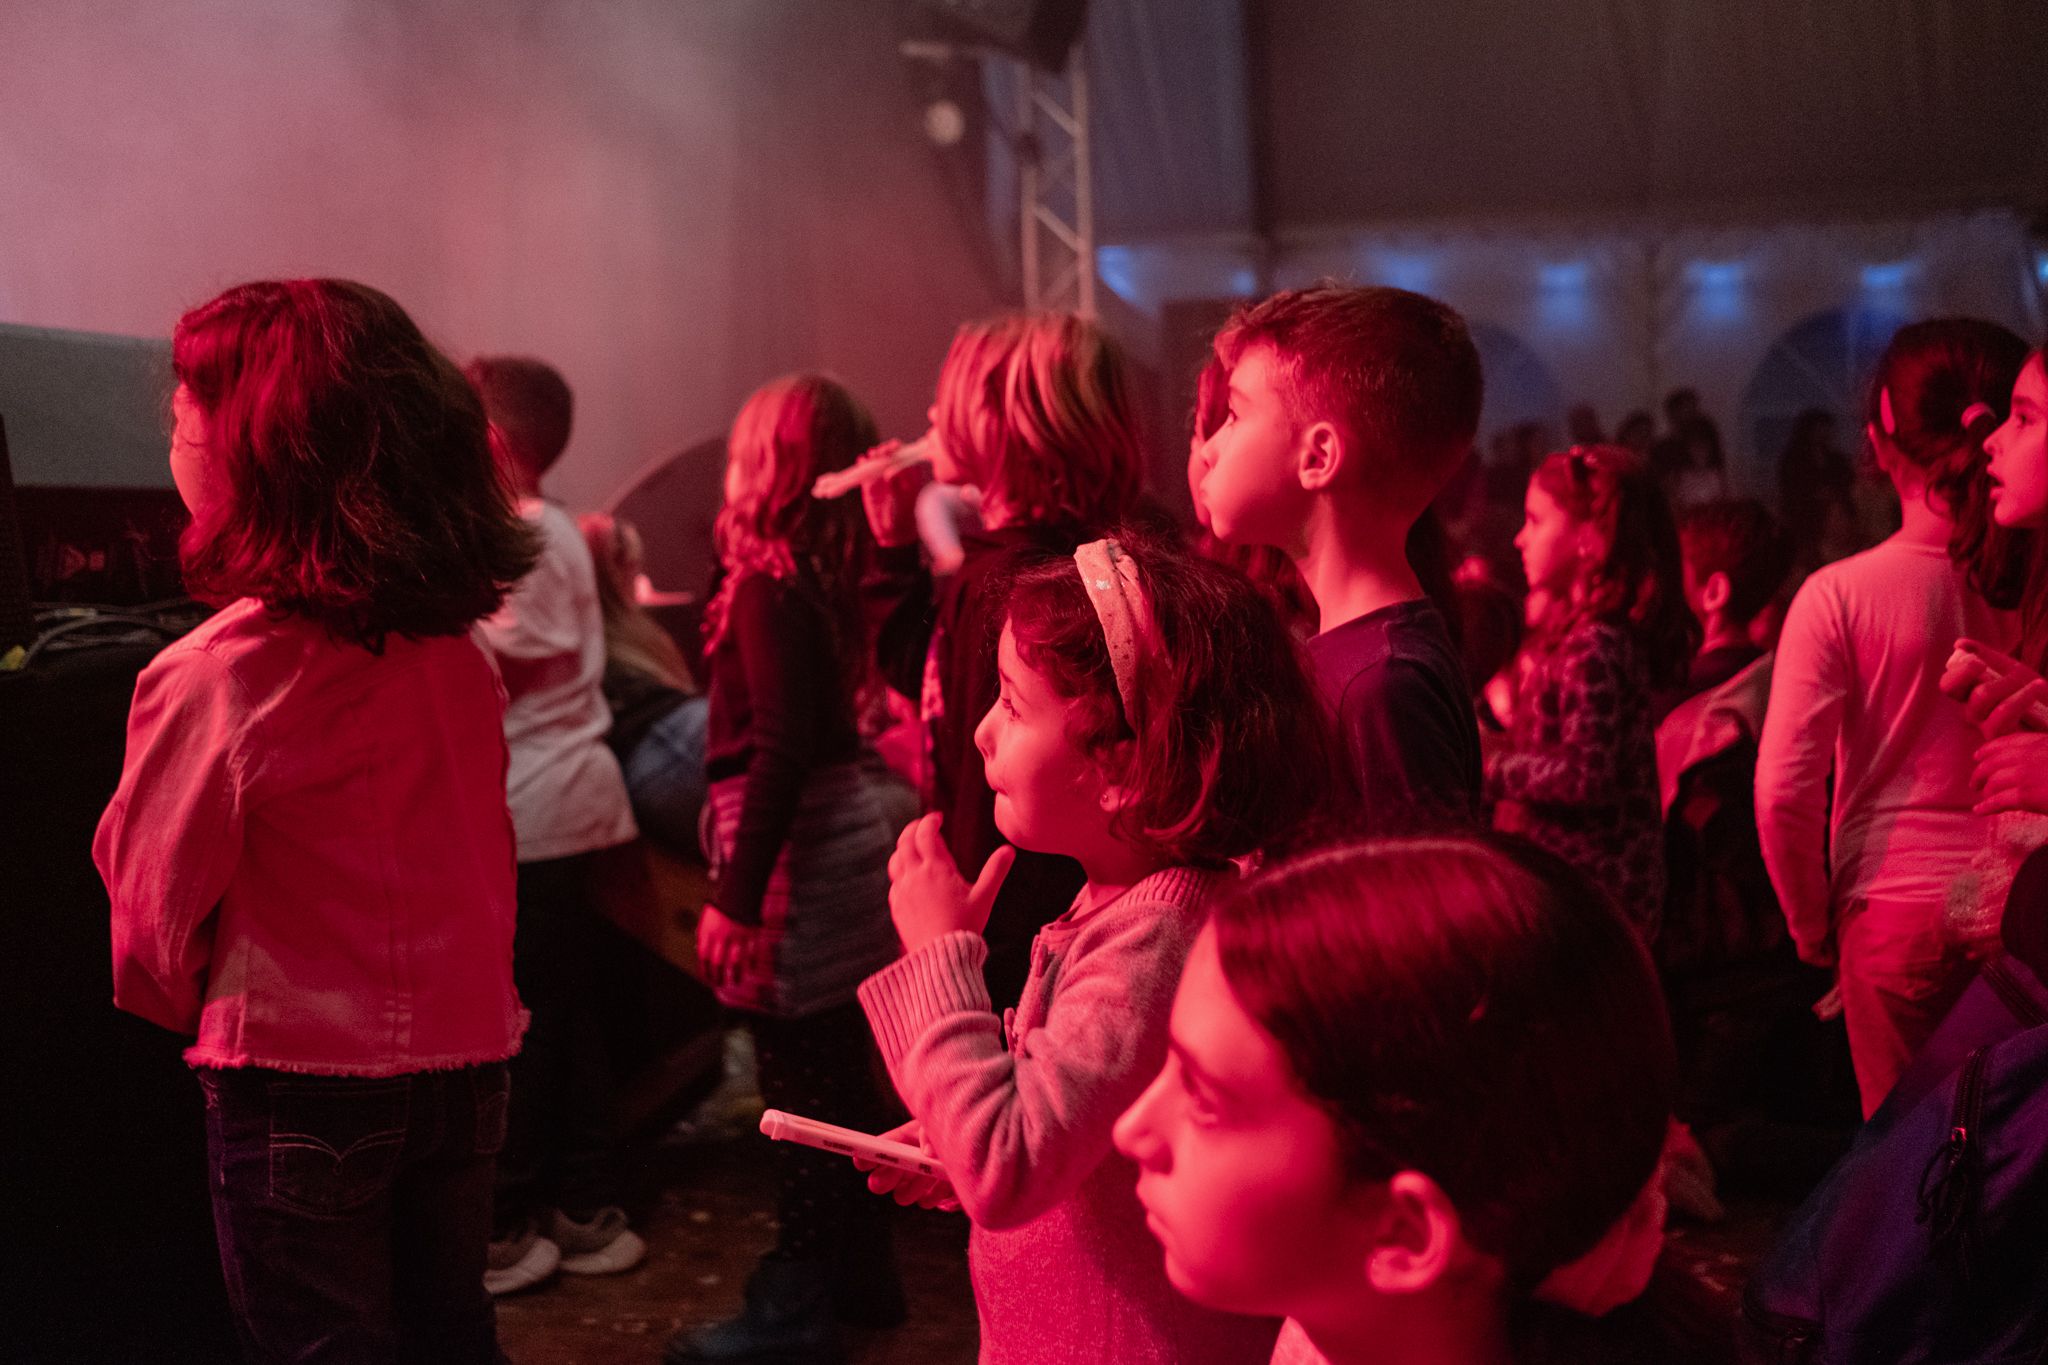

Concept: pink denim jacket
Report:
left=95, top=598, right=526, bottom=1076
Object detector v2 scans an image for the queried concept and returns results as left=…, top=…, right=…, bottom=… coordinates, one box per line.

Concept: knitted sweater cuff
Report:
left=858, top=931, right=991, bottom=1068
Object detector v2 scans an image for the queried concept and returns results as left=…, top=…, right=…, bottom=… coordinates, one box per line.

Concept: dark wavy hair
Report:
left=1211, top=834, right=1675, bottom=1295
left=1001, top=527, right=1341, bottom=867
left=1530, top=443, right=1700, bottom=690
left=173, top=279, right=538, bottom=650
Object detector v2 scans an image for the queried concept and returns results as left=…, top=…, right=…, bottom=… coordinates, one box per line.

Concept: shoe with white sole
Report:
left=549, top=1205, right=648, bottom=1275
left=485, top=1222, right=561, bottom=1295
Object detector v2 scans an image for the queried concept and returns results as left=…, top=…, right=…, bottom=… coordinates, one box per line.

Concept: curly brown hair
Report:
left=705, top=374, right=878, bottom=696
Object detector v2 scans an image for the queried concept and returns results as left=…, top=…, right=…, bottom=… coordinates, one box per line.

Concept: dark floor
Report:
left=497, top=1062, right=980, bottom=1365
left=495, top=1048, right=1790, bottom=1365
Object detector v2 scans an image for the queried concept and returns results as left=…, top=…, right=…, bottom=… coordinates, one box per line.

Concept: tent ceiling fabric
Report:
left=1250, top=0, right=2048, bottom=229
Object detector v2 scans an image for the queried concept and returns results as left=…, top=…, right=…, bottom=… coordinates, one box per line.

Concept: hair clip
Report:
left=1961, top=401, right=1996, bottom=431
left=1879, top=387, right=1897, bottom=437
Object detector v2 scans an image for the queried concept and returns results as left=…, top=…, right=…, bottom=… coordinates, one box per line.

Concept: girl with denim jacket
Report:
left=95, top=279, right=538, bottom=1361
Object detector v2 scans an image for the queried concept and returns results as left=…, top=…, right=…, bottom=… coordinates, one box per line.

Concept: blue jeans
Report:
left=197, top=1064, right=509, bottom=1364
left=621, top=694, right=710, bottom=858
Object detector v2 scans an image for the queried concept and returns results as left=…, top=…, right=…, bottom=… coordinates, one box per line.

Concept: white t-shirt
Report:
left=1755, top=535, right=2015, bottom=956
left=479, top=498, right=636, bottom=862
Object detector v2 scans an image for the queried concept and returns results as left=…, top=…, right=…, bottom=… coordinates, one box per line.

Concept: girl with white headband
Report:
left=1757, top=318, right=2028, bottom=1116
left=856, top=531, right=1337, bottom=1364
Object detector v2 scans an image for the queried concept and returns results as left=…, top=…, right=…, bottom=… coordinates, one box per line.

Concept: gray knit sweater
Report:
left=860, top=865, right=1279, bottom=1365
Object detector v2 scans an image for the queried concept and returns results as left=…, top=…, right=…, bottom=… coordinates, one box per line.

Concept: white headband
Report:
left=1072, top=538, right=1155, bottom=727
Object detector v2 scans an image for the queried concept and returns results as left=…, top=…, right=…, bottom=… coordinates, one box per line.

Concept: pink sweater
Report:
left=860, top=866, right=1278, bottom=1365
left=95, top=599, right=525, bottom=1076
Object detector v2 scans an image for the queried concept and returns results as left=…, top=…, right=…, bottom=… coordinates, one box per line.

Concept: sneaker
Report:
left=549, top=1206, right=648, bottom=1275
left=485, top=1222, right=561, bottom=1296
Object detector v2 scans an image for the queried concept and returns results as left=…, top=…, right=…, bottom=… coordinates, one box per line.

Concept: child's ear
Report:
left=1296, top=420, right=1345, bottom=491
left=1090, top=740, right=1138, bottom=815
left=1700, top=570, right=1732, bottom=617
left=1360, top=1170, right=1467, bottom=1296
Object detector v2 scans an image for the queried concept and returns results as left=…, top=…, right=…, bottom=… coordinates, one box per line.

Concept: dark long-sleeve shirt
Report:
left=706, top=571, right=862, bottom=925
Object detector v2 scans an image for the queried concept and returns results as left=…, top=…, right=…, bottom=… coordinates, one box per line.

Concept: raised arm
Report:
left=859, top=908, right=1193, bottom=1231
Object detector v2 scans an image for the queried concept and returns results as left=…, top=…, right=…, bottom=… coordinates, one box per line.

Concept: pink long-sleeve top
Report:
left=94, top=598, right=526, bottom=1076
left=1754, top=537, right=2015, bottom=960
left=860, top=866, right=1278, bottom=1365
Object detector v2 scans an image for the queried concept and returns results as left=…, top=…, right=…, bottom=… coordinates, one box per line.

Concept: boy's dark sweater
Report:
left=868, top=524, right=1088, bottom=1008
left=1307, top=599, right=1481, bottom=834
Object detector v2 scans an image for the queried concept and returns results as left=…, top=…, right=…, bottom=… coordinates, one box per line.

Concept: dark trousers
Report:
left=197, top=1064, right=508, bottom=1365
left=748, top=1003, right=891, bottom=1263
left=495, top=852, right=619, bottom=1232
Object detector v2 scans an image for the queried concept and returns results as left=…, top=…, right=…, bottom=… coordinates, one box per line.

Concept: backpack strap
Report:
left=1915, top=1047, right=1990, bottom=1288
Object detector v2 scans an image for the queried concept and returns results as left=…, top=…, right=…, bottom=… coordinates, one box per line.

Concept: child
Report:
left=666, top=376, right=906, bottom=1364
left=581, top=511, right=711, bottom=859
left=862, top=312, right=1144, bottom=1008
left=1675, top=498, right=1793, bottom=699
left=1756, top=319, right=2026, bottom=1115
left=467, top=355, right=643, bottom=1291
left=1495, top=444, right=1698, bottom=941
left=95, top=279, right=539, bottom=1359
left=857, top=532, right=1334, bottom=1364
left=1981, top=340, right=2048, bottom=664
left=1187, top=353, right=1318, bottom=637
left=1202, top=284, right=1484, bottom=833
left=1112, top=835, right=1700, bottom=1365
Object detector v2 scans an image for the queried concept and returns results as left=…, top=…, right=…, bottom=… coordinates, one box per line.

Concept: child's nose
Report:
left=973, top=705, right=998, bottom=761
left=1113, top=1076, right=1166, bottom=1165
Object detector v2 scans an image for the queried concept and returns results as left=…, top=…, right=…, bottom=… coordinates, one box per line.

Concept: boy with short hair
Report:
left=1677, top=497, right=1793, bottom=699
left=468, top=355, right=644, bottom=1294
left=1202, top=285, right=1483, bottom=830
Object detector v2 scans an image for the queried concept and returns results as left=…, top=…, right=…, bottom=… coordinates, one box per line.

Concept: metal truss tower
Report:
left=1012, top=48, right=1095, bottom=318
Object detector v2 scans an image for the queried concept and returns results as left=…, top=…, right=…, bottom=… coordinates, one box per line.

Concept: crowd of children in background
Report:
left=91, top=272, right=2048, bottom=1365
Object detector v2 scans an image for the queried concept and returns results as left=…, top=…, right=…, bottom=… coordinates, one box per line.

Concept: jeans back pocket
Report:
left=267, top=1077, right=410, bottom=1217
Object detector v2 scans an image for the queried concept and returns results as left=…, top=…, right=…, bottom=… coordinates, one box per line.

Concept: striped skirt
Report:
left=705, top=763, right=899, bottom=1018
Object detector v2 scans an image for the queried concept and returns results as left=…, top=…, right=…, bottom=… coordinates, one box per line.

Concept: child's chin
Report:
left=990, top=805, right=1046, bottom=855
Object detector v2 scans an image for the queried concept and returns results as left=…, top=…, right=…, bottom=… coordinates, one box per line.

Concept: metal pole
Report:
left=1018, top=65, right=1040, bottom=311
left=1071, top=51, right=1095, bottom=319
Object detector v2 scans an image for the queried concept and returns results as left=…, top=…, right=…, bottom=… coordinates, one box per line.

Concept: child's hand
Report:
left=887, top=813, right=1016, bottom=955
left=1973, top=732, right=2048, bottom=815
left=1944, top=639, right=2048, bottom=738
left=696, top=904, right=772, bottom=991
left=858, top=439, right=934, bottom=550
left=852, top=1119, right=961, bottom=1212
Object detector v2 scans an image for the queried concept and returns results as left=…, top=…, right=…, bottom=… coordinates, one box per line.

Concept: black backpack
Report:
left=1741, top=851, right=2048, bottom=1363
